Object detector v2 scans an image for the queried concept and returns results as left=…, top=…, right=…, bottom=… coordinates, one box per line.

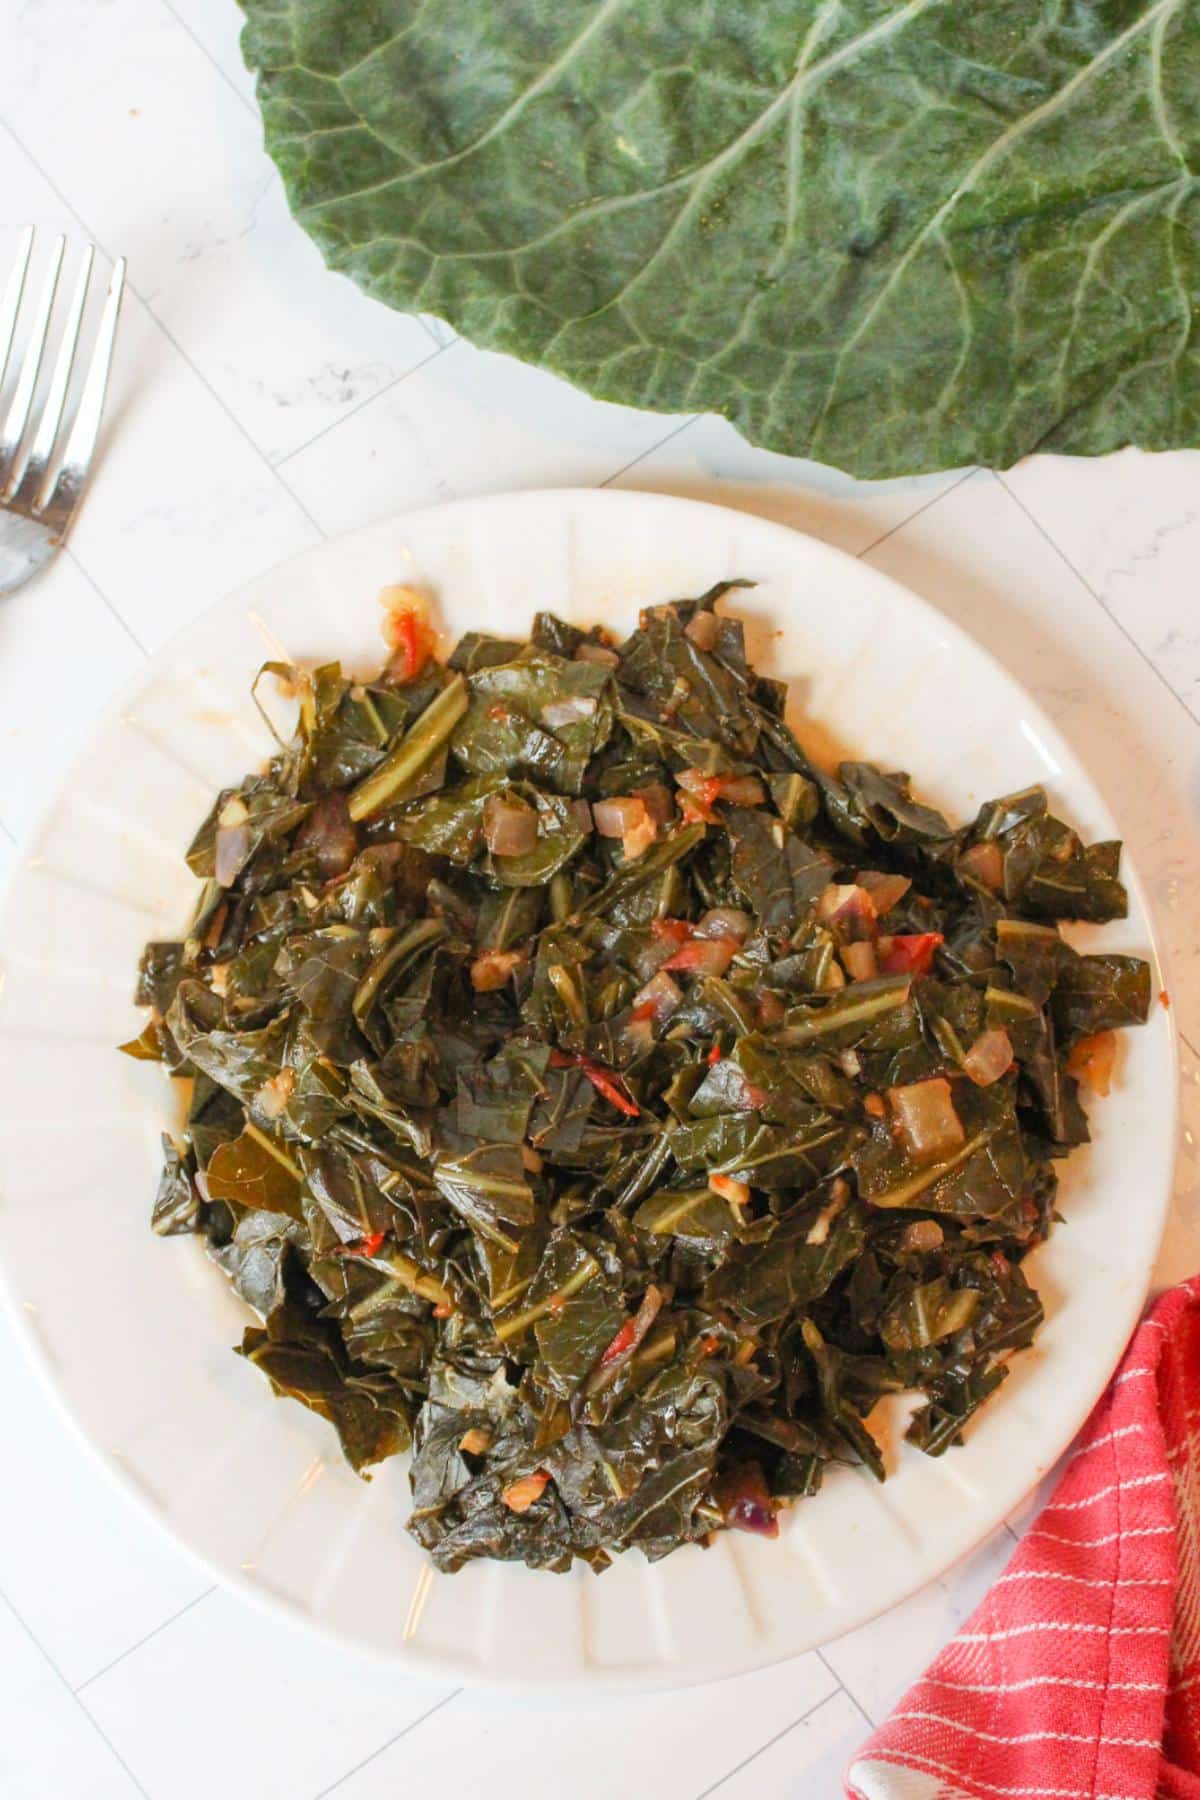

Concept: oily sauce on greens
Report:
left=126, top=582, right=1151, bottom=1574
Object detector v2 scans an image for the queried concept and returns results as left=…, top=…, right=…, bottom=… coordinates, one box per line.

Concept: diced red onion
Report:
left=888, top=1078, right=965, bottom=1162
left=541, top=694, right=598, bottom=729
left=960, top=840, right=1004, bottom=890
left=663, top=936, right=737, bottom=977
left=840, top=940, right=877, bottom=982
left=633, top=970, right=683, bottom=1024
left=715, top=1462, right=779, bottom=1538
left=594, top=796, right=647, bottom=838
left=963, top=1027, right=1014, bottom=1086
left=574, top=642, right=620, bottom=668
left=684, top=610, right=719, bottom=651
left=694, top=906, right=752, bottom=943
left=215, top=823, right=251, bottom=889
left=716, top=775, right=765, bottom=805
left=901, top=1219, right=945, bottom=1253
left=483, top=793, right=538, bottom=857
left=855, top=871, right=911, bottom=915
left=819, top=882, right=878, bottom=941
left=294, top=791, right=359, bottom=881
left=631, top=782, right=674, bottom=825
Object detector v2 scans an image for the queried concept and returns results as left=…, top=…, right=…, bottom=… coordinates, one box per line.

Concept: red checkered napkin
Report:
left=846, top=1274, right=1200, bottom=1800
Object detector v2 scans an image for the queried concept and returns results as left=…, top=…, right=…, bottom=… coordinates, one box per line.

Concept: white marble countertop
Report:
left=1, top=3, right=1198, bottom=1795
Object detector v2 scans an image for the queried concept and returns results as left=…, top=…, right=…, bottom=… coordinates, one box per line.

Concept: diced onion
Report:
left=633, top=970, right=683, bottom=1024
left=716, top=775, right=765, bottom=805
left=541, top=695, right=598, bottom=728
left=622, top=811, right=658, bottom=860
left=294, top=791, right=359, bottom=881
left=960, top=840, right=1004, bottom=890
left=663, top=936, right=737, bottom=977
left=631, top=782, right=674, bottom=825
left=963, top=1027, right=1014, bottom=1086
left=888, top=1077, right=965, bottom=1162
left=856, top=871, right=912, bottom=915
left=684, top=610, right=720, bottom=650
left=483, top=792, right=538, bottom=857
left=470, top=949, right=524, bottom=991
left=840, top=940, right=877, bottom=982
left=593, top=796, right=646, bottom=838
left=901, top=1219, right=945, bottom=1253
left=694, top=906, right=753, bottom=943
left=574, top=642, right=620, bottom=668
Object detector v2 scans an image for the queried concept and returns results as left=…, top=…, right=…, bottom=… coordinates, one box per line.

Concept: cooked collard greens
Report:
left=127, top=582, right=1150, bottom=1573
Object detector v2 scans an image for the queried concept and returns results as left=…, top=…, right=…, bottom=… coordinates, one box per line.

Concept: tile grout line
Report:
left=818, top=1645, right=881, bottom=1729
left=598, top=413, right=700, bottom=486
left=154, top=0, right=258, bottom=116
left=692, top=1682, right=855, bottom=1800
left=857, top=464, right=979, bottom=557
left=66, top=547, right=150, bottom=658
left=274, top=338, right=452, bottom=467
left=0, top=1587, right=152, bottom=1800
left=76, top=1584, right=218, bottom=1693
left=996, top=470, right=1200, bottom=733
left=310, top=1687, right=463, bottom=1798
left=154, top=0, right=442, bottom=361
left=0, top=115, right=329, bottom=546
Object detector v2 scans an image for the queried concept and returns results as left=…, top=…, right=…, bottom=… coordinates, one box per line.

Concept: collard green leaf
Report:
left=137, top=575, right=1153, bottom=1574
left=242, top=1, right=1200, bottom=478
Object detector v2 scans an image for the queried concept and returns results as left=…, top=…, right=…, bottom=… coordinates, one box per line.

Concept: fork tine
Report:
left=0, top=226, right=35, bottom=393
left=0, top=233, right=64, bottom=483
left=11, top=244, right=93, bottom=499
left=38, top=255, right=125, bottom=518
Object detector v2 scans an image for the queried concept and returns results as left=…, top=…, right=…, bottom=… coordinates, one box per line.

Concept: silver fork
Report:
left=0, top=227, right=126, bottom=596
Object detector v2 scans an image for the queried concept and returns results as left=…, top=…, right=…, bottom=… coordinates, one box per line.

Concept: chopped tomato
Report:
left=502, top=1470, right=551, bottom=1513
left=651, top=918, right=692, bottom=947
left=381, top=592, right=435, bottom=683
left=879, top=932, right=943, bottom=977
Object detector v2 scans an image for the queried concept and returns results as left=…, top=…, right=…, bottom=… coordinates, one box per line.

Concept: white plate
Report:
left=0, top=489, right=1176, bottom=1691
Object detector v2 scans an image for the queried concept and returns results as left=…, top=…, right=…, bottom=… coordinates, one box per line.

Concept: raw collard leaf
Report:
left=135, top=578, right=1152, bottom=1576
left=241, top=2, right=1200, bottom=477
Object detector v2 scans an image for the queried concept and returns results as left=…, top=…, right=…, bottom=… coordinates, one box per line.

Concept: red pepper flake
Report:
left=579, top=1056, right=640, bottom=1117
left=1160, top=989, right=1171, bottom=1010
left=650, top=918, right=692, bottom=947
left=697, top=1334, right=722, bottom=1357
left=487, top=702, right=510, bottom=722
left=631, top=999, right=657, bottom=1023
left=546, top=1291, right=566, bottom=1317
left=548, top=1050, right=640, bottom=1117
left=707, top=1041, right=722, bottom=1066
left=432, top=1301, right=454, bottom=1319
left=599, top=1316, right=638, bottom=1367
left=343, top=1230, right=385, bottom=1258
